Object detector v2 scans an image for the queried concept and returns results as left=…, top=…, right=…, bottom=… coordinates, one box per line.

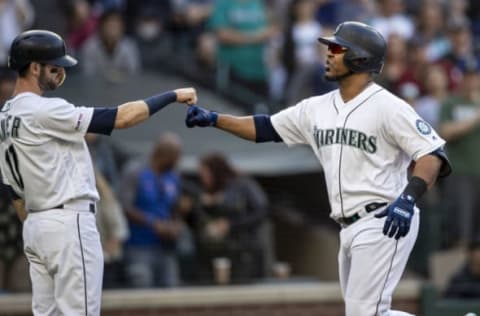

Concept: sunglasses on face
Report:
left=328, top=43, right=348, bottom=54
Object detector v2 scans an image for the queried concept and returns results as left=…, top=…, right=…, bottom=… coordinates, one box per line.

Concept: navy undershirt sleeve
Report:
left=254, top=115, right=283, bottom=143
left=87, top=107, right=118, bottom=135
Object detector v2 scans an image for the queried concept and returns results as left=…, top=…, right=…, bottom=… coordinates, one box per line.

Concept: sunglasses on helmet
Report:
left=328, top=42, right=348, bottom=54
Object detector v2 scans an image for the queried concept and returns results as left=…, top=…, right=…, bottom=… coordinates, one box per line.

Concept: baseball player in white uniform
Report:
left=184, top=21, right=451, bottom=315
left=0, top=30, right=197, bottom=316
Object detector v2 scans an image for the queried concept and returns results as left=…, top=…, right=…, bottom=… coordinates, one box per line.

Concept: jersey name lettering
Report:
left=314, top=126, right=377, bottom=153
left=0, top=116, right=21, bottom=142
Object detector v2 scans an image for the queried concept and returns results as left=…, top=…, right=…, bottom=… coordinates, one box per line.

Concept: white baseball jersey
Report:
left=0, top=92, right=99, bottom=211
left=271, top=83, right=445, bottom=221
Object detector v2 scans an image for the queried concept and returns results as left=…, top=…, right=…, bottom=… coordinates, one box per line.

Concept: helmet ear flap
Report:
left=344, top=50, right=384, bottom=73
left=343, top=50, right=364, bottom=73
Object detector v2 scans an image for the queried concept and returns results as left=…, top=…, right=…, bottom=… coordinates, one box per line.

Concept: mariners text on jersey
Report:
left=313, top=126, right=377, bottom=153
left=0, top=115, right=21, bottom=142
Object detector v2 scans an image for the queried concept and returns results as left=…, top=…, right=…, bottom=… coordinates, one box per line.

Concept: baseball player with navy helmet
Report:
left=185, top=21, right=451, bottom=315
left=0, top=30, right=197, bottom=315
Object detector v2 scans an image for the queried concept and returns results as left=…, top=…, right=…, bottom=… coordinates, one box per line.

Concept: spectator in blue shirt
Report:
left=120, top=133, right=184, bottom=288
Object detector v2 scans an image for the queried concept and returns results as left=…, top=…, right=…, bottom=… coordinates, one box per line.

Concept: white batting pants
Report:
left=23, top=209, right=104, bottom=316
left=339, top=209, right=419, bottom=316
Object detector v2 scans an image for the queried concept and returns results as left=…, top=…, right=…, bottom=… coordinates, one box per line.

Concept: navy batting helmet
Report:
left=318, top=21, right=386, bottom=74
left=8, top=30, right=77, bottom=71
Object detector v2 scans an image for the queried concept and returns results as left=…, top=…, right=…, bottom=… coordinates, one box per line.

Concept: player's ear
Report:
left=30, top=62, right=42, bottom=76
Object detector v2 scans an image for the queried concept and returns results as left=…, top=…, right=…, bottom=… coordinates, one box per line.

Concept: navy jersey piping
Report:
left=375, top=239, right=399, bottom=315
left=332, top=94, right=339, bottom=114
left=338, top=88, right=383, bottom=218
left=77, top=214, right=88, bottom=316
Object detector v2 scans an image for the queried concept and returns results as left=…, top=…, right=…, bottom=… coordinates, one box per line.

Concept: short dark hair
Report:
left=200, top=152, right=238, bottom=193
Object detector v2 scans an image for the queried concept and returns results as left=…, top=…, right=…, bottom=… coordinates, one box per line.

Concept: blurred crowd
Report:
left=1, top=0, right=477, bottom=111
left=1, top=0, right=480, bottom=299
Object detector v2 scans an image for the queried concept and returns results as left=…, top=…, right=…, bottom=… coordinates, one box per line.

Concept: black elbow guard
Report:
left=430, top=147, right=452, bottom=178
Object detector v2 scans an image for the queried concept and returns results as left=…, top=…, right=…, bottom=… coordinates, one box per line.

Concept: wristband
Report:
left=403, top=176, right=427, bottom=201
left=144, top=91, right=177, bottom=116
left=211, top=111, right=218, bottom=126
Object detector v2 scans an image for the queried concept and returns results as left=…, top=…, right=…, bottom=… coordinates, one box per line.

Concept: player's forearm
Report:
left=115, top=89, right=178, bottom=128
left=114, top=88, right=198, bottom=129
left=114, top=93, right=177, bottom=129
left=216, top=114, right=257, bottom=141
left=411, top=154, right=443, bottom=189
left=12, top=199, right=27, bottom=222
left=115, top=101, right=150, bottom=129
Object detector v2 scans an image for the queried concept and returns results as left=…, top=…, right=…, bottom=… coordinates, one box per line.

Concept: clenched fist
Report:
left=185, top=105, right=218, bottom=127
left=174, top=87, right=197, bottom=105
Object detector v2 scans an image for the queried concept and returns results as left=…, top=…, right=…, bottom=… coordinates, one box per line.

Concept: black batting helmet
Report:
left=8, top=30, right=77, bottom=71
left=318, top=21, right=386, bottom=74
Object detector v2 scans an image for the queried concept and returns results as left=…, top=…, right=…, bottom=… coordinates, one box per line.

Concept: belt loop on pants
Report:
left=337, top=202, right=388, bottom=226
